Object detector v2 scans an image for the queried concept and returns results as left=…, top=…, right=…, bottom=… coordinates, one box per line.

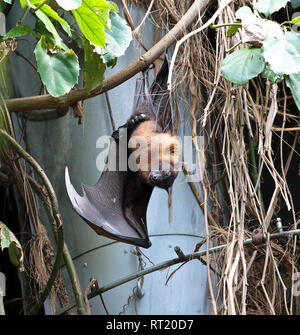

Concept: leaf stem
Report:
left=33, top=0, right=48, bottom=12
left=16, top=7, right=31, bottom=26
left=210, top=22, right=241, bottom=29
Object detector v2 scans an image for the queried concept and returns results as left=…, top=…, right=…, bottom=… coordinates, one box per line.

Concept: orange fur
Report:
left=129, top=120, right=182, bottom=185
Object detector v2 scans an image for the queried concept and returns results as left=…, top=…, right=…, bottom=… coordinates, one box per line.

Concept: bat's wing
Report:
left=65, top=137, right=153, bottom=248
left=150, top=57, right=176, bottom=133
left=65, top=59, right=175, bottom=248
left=131, top=66, right=156, bottom=119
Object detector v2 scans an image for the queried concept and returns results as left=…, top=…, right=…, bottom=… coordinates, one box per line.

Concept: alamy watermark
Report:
left=95, top=130, right=205, bottom=183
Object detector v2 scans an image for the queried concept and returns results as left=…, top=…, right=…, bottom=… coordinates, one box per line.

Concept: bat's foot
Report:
left=112, top=129, right=119, bottom=141
left=127, top=113, right=148, bottom=129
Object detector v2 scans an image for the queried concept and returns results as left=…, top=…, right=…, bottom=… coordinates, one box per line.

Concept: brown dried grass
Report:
left=128, top=0, right=300, bottom=315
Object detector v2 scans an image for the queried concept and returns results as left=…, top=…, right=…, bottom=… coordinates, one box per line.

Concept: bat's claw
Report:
left=127, top=113, right=148, bottom=129
left=112, top=129, right=120, bottom=142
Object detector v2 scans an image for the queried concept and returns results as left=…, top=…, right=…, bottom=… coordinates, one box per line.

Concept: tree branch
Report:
left=6, top=0, right=212, bottom=114
left=56, top=228, right=300, bottom=315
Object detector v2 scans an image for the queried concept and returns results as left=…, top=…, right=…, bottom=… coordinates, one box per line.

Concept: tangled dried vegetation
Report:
left=1, top=0, right=299, bottom=315
left=129, top=0, right=300, bottom=314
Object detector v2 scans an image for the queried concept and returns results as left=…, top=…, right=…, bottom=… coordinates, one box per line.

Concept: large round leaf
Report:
left=34, top=36, right=79, bottom=97
left=56, top=0, right=82, bottom=10
left=255, top=0, right=289, bottom=17
left=263, top=32, right=300, bottom=75
left=221, top=48, right=265, bottom=85
left=286, top=73, right=300, bottom=110
left=104, top=11, right=132, bottom=57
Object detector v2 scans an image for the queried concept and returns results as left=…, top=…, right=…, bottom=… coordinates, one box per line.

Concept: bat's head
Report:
left=129, top=120, right=182, bottom=190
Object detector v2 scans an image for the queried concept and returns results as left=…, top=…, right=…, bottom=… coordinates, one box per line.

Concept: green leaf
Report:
left=39, top=4, right=72, bottom=36
left=35, top=8, right=64, bottom=48
left=102, top=51, right=117, bottom=67
left=93, top=2, right=112, bottom=27
left=8, top=242, right=22, bottom=268
left=286, top=73, right=300, bottom=110
left=2, top=25, right=32, bottom=39
left=254, top=0, right=289, bottom=17
left=20, top=2, right=70, bottom=43
left=20, top=0, right=44, bottom=9
left=227, top=24, right=240, bottom=37
left=261, top=65, right=284, bottom=83
left=0, top=221, right=24, bottom=270
left=35, top=19, right=70, bottom=50
left=82, top=39, right=106, bottom=93
left=35, top=19, right=56, bottom=45
left=262, top=32, right=300, bottom=75
left=72, top=0, right=110, bottom=47
left=235, top=6, right=256, bottom=20
left=284, top=16, right=300, bottom=26
left=221, top=48, right=265, bottom=85
left=103, top=11, right=132, bottom=57
left=3, top=0, right=12, bottom=4
left=34, top=36, right=79, bottom=97
left=55, top=0, right=82, bottom=10
left=107, top=1, right=119, bottom=12
left=291, top=0, right=300, bottom=8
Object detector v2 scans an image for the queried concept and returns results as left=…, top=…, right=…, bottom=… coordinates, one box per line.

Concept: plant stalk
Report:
left=0, top=129, right=65, bottom=314
left=57, top=228, right=300, bottom=315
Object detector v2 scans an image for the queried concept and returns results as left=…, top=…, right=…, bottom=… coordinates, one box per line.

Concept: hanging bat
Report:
left=65, top=57, right=181, bottom=248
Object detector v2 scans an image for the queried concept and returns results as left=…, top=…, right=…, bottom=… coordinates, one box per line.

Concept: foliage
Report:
left=221, top=48, right=265, bottom=85
left=1, top=0, right=132, bottom=97
left=0, top=221, right=24, bottom=271
left=221, top=1, right=300, bottom=110
left=34, top=36, right=80, bottom=97
left=254, top=0, right=290, bottom=18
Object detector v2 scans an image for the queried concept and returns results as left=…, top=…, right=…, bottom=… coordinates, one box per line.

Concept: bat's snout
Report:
left=149, top=170, right=176, bottom=189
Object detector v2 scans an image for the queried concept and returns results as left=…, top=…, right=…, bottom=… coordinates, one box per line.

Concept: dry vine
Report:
left=130, top=0, right=300, bottom=315
left=2, top=0, right=300, bottom=315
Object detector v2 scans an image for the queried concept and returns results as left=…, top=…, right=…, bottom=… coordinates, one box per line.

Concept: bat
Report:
left=65, top=57, right=181, bottom=248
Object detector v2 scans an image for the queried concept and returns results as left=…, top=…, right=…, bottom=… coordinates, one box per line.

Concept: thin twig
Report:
left=168, top=0, right=233, bottom=90
left=56, top=228, right=300, bottom=315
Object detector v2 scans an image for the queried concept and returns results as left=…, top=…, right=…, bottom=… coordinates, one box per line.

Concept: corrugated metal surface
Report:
left=7, top=1, right=210, bottom=315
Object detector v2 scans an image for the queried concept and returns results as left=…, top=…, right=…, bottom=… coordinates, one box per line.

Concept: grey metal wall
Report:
left=7, top=1, right=209, bottom=315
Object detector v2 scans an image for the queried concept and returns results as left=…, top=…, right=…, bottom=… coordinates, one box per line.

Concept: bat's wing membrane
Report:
left=150, top=57, right=176, bottom=133
left=65, top=59, right=174, bottom=248
left=65, top=139, right=152, bottom=248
